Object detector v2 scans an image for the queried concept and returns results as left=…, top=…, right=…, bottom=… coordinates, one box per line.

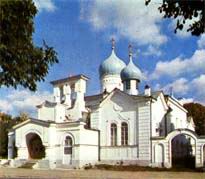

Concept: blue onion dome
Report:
left=99, top=46, right=126, bottom=79
left=121, top=51, right=142, bottom=82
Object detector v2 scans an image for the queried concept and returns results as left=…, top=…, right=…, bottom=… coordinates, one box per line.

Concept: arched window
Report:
left=121, top=122, right=128, bottom=145
left=111, top=123, right=117, bottom=146
left=64, top=136, right=72, bottom=154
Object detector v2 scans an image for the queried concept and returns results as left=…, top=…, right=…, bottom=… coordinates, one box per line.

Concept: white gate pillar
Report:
left=8, top=131, right=15, bottom=159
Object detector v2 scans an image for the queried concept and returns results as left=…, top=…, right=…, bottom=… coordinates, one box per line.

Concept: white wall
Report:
left=101, top=75, right=123, bottom=92
left=137, top=100, right=151, bottom=161
left=99, top=93, right=137, bottom=146
left=151, top=94, right=167, bottom=137
left=101, top=146, right=138, bottom=162
left=55, top=104, right=66, bottom=123
left=38, top=106, right=55, bottom=121
left=15, top=122, right=49, bottom=159
left=166, top=98, right=188, bottom=132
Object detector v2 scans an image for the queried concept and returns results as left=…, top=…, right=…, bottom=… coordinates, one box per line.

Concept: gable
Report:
left=13, top=118, right=51, bottom=130
left=99, top=89, right=135, bottom=108
left=99, top=91, right=138, bottom=124
left=158, top=92, right=169, bottom=111
left=167, top=96, right=188, bottom=113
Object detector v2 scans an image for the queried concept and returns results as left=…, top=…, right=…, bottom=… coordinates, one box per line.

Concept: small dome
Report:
left=99, top=49, right=126, bottom=78
left=121, top=58, right=142, bottom=82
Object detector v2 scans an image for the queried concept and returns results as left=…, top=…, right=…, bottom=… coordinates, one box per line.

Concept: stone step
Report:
left=19, top=160, right=38, bottom=169
left=56, top=164, right=76, bottom=169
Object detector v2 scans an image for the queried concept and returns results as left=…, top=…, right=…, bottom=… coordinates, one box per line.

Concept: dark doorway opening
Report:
left=172, top=134, right=195, bottom=169
left=26, top=133, right=45, bottom=159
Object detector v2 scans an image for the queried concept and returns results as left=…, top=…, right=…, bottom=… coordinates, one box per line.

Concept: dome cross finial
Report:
left=111, top=38, right=115, bottom=50
left=128, top=44, right=132, bottom=59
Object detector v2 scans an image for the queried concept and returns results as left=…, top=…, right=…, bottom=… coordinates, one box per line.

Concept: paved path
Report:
left=0, top=168, right=205, bottom=179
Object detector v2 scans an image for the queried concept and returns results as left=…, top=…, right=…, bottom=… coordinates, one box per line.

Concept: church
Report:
left=8, top=41, right=205, bottom=169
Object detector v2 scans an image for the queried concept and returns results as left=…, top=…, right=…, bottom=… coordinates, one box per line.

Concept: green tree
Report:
left=145, top=0, right=205, bottom=36
left=183, top=103, right=205, bottom=135
left=14, top=112, right=29, bottom=122
left=0, top=113, right=13, bottom=157
left=0, top=113, right=26, bottom=158
left=0, top=0, right=58, bottom=91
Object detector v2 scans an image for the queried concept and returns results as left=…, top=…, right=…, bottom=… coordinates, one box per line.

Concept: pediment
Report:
left=99, top=89, right=135, bottom=108
left=36, top=100, right=57, bottom=108
left=12, top=118, right=51, bottom=130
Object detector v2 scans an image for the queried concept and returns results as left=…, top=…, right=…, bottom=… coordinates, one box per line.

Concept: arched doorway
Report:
left=171, top=134, right=195, bottom=168
left=63, top=136, right=73, bottom=165
left=155, top=144, right=164, bottom=167
left=26, top=133, right=45, bottom=159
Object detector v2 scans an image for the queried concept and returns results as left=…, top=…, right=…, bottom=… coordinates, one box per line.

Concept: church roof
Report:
left=84, top=89, right=162, bottom=108
left=85, top=93, right=104, bottom=102
left=50, top=74, right=89, bottom=85
left=36, top=100, right=57, bottom=108
left=165, top=95, right=188, bottom=113
left=12, top=118, right=53, bottom=130
left=85, top=93, right=104, bottom=107
left=151, top=91, right=162, bottom=99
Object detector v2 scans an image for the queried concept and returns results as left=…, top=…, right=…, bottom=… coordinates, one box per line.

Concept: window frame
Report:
left=64, top=136, right=72, bottom=155
left=125, top=80, right=130, bottom=90
left=110, top=123, right=117, bottom=146
left=121, top=122, right=128, bottom=146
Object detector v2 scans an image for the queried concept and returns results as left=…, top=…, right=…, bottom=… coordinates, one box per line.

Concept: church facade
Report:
left=8, top=42, right=205, bottom=169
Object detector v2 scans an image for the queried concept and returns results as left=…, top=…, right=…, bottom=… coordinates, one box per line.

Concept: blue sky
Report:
left=0, top=0, right=205, bottom=117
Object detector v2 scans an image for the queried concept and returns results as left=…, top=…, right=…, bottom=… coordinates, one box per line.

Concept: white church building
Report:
left=8, top=41, right=205, bottom=169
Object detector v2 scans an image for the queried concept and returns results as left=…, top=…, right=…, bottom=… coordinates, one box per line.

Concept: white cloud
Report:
left=150, top=49, right=205, bottom=79
left=33, top=0, right=56, bottom=12
left=142, top=45, right=162, bottom=57
left=155, top=74, right=205, bottom=105
left=0, top=99, right=13, bottom=113
left=178, top=98, right=194, bottom=105
left=80, top=0, right=167, bottom=46
left=162, top=78, right=189, bottom=95
left=0, top=90, right=52, bottom=116
left=191, top=74, right=205, bottom=97
left=197, top=34, right=205, bottom=49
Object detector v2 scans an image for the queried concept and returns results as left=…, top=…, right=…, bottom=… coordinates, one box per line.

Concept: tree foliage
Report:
left=183, top=103, right=205, bottom=136
left=145, top=0, right=205, bottom=36
left=0, top=113, right=27, bottom=158
left=0, top=0, right=58, bottom=91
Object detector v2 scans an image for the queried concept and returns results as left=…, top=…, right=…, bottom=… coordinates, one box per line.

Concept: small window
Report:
left=64, top=136, right=72, bottom=154
left=65, top=136, right=72, bottom=146
left=111, top=123, right=117, bottom=146
left=121, top=122, right=128, bottom=145
left=64, top=147, right=72, bottom=154
left=125, top=81, right=130, bottom=90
